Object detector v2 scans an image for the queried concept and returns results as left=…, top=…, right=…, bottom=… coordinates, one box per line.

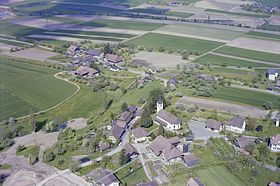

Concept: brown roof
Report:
left=235, top=137, right=255, bottom=149
left=206, top=119, right=222, bottom=130
left=115, top=120, right=127, bottom=129
left=268, top=182, right=280, bottom=186
left=187, top=177, right=204, bottom=186
left=99, top=142, right=110, bottom=151
left=183, top=153, right=198, bottom=167
left=157, top=110, right=181, bottom=125
left=131, top=127, right=149, bottom=138
left=270, top=134, right=280, bottom=145
left=166, top=136, right=180, bottom=145
left=119, top=111, right=134, bottom=124
left=111, top=125, right=125, bottom=139
left=76, top=66, right=99, bottom=77
left=136, top=181, right=158, bottom=186
left=106, top=54, right=123, bottom=63
left=162, top=146, right=182, bottom=161
left=149, top=135, right=172, bottom=156
left=124, top=143, right=139, bottom=156
left=225, top=116, right=244, bottom=128
left=99, top=171, right=120, bottom=186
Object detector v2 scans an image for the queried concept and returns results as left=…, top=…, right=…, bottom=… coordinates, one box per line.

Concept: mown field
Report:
left=215, top=46, right=280, bottom=64
left=0, top=57, right=77, bottom=120
left=212, top=86, right=280, bottom=109
left=195, top=166, right=245, bottom=186
left=260, top=23, right=280, bottom=32
left=194, top=54, right=276, bottom=68
left=159, top=23, right=245, bottom=41
left=126, top=33, right=224, bottom=54
left=79, top=19, right=165, bottom=31
left=0, top=22, right=45, bottom=37
left=245, top=31, right=280, bottom=40
left=204, top=9, right=270, bottom=18
left=0, top=38, right=28, bottom=47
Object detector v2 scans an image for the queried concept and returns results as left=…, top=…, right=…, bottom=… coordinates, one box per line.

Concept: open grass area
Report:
left=195, top=165, right=245, bottom=186
left=159, top=23, right=245, bottom=41
left=0, top=57, right=77, bottom=120
left=212, top=86, right=280, bottom=109
left=0, top=22, right=45, bottom=37
left=0, top=38, right=29, bottom=47
left=165, top=11, right=194, bottom=18
left=194, top=54, right=276, bottom=68
left=79, top=19, right=165, bottom=31
left=16, top=145, right=40, bottom=158
left=126, top=33, right=224, bottom=54
left=260, top=23, right=280, bottom=32
left=215, top=46, right=280, bottom=64
left=204, top=9, right=270, bottom=18
left=245, top=31, right=280, bottom=40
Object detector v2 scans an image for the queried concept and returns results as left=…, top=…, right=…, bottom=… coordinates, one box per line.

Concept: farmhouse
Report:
left=66, top=43, right=81, bottom=56
left=123, top=143, right=139, bottom=159
left=205, top=119, right=222, bottom=132
left=107, top=125, right=125, bottom=143
left=183, top=153, right=198, bottom=167
left=86, top=49, right=103, bottom=59
left=268, top=134, right=280, bottom=152
left=266, top=69, right=278, bottom=81
left=187, top=177, right=205, bottom=186
left=149, top=135, right=182, bottom=165
left=156, top=110, right=182, bottom=130
left=224, top=116, right=246, bottom=133
left=234, top=137, right=255, bottom=150
left=167, top=77, right=179, bottom=87
left=118, top=111, right=134, bottom=126
left=98, top=142, right=110, bottom=152
left=131, top=127, right=150, bottom=143
left=75, top=66, right=100, bottom=78
left=105, top=54, right=123, bottom=65
left=99, top=171, right=120, bottom=186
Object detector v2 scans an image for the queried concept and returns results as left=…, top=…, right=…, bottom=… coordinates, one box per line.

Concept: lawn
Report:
left=159, top=23, right=246, bottom=41
left=0, top=22, right=45, bottom=37
left=245, top=31, right=280, bottom=40
left=194, top=54, right=276, bottom=68
left=260, top=23, right=280, bottom=32
left=165, top=11, right=194, bottom=18
left=0, top=57, right=77, bottom=120
left=79, top=19, right=165, bottom=31
left=195, top=165, right=245, bottom=186
left=126, top=33, right=224, bottom=54
left=0, top=38, right=29, bottom=47
left=215, top=46, right=280, bottom=64
left=212, top=86, right=280, bottom=109
left=204, top=9, right=270, bottom=18
left=16, top=145, right=40, bottom=159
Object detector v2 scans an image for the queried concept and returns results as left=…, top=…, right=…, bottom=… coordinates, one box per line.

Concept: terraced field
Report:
left=0, top=57, right=77, bottom=120
left=126, top=33, right=224, bottom=54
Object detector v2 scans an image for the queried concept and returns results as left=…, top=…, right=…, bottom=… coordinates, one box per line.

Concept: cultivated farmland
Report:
left=0, top=22, right=45, bottom=37
left=0, top=57, right=77, bottom=120
left=245, top=31, right=280, bottom=40
left=126, top=33, right=224, bottom=54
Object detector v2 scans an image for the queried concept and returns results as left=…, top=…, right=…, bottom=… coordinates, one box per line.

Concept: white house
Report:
left=131, top=127, right=150, bottom=143
left=266, top=69, right=278, bottom=81
left=269, top=134, right=280, bottom=152
left=205, top=119, right=222, bottom=132
left=224, top=116, right=246, bottom=133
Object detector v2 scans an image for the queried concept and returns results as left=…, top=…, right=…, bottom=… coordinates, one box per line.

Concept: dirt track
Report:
left=176, top=96, right=269, bottom=119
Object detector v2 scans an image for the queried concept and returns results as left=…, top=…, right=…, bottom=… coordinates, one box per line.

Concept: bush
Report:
left=43, top=151, right=55, bottom=162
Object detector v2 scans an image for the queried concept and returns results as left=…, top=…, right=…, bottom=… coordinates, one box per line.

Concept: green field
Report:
left=165, top=11, right=193, bottom=18
left=159, top=23, right=245, bottom=41
left=0, top=57, right=77, bottom=120
left=245, top=31, right=280, bottom=40
left=79, top=19, right=165, bottom=31
left=215, top=46, right=280, bottom=64
left=194, top=54, right=276, bottom=68
left=195, top=166, right=245, bottom=186
left=212, top=86, right=280, bottom=108
left=126, top=33, right=224, bottom=54
left=204, top=9, right=270, bottom=18
left=0, top=38, right=29, bottom=47
left=260, top=23, right=280, bottom=32
left=0, top=22, right=45, bottom=37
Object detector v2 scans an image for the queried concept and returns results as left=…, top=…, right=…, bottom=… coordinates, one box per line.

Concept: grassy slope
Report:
left=215, top=46, right=280, bottom=64
left=0, top=38, right=28, bottom=47
left=0, top=22, right=45, bottom=37
left=194, top=54, right=277, bottom=68
left=195, top=166, right=245, bottom=186
left=260, top=23, right=280, bottom=32
left=212, top=86, right=280, bottom=109
left=159, top=23, right=245, bottom=40
left=126, top=33, right=224, bottom=54
left=0, top=58, right=77, bottom=120
left=245, top=31, right=280, bottom=40
left=204, top=9, right=270, bottom=18
left=79, top=19, right=165, bottom=31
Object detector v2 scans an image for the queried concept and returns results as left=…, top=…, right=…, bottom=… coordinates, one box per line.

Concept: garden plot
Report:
left=227, top=37, right=280, bottom=54
left=5, top=48, right=59, bottom=62
left=9, top=17, right=74, bottom=30
left=176, top=96, right=269, bottom=119
left=133, top=51, right=188, bottom=68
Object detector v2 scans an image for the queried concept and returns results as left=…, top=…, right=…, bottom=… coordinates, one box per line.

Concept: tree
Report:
left=245, top=143, right=255, bottom=155
left=157, top=125, right=165, bottom=136
left=246, top=118, right=256, bottom=131
left=120, top=149, right=130, bottom=165
left=69, top=162, right=79, bottom=172
left=140, top=107, right=153, bottom=128
left=147, top=88, right=164, bottom=112
left=256, top=143, right=269, bottom=161
left=263, top=102, right=273, bottom=110
left=276, top=156, right=280, bottom=168
left=121, top=103, right=128, bottom=112
left=29, top=108, right=36, bottom=132
left=103, top=43, right=112, bottom=57
left=43, top=151, right=55, bottom=162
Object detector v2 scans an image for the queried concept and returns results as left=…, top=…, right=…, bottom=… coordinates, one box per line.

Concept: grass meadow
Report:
left=126, top=33, right=224, bottom=54
left=0, top=57, right=77, bottom=120
left=245, top=31, right=280, bottom=40
left=0, top=22, right=45, bottom=37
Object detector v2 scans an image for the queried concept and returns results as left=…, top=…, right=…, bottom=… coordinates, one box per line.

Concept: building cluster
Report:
left=205, top=116, right=246, bottom=133
left=242, top=3, right=280, bottom=14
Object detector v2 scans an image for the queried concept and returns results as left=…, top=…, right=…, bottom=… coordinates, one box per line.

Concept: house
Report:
left=167, top=77, right=179, bottom=87
left=187, top=177, right=205, bottom=186
left=115, top=120, right=127, bottom=129
left=205, top=119, right=222, bottom=132
left=66, top=44, right=81, bottom=56
left=75, top=66, right=100, bottom=78
left=98, top=142, right=110, bottom=152
left=235, top=137, right=255, bottom=150
left=99, top=171, right=120, bottom=186
left=266, top=69, right=278, bottom=81
left=224, top=116, right=246, bottom=133
left=105, top=54, right=123, bottom=65
left=270, top=111, right=280, bottom=127
left=268, top=134, right=280, bottom=152
left=276, top=80, right=280, bottom=88
left=131, top=127, right=150, bottom=143
left=149, top=135, right=182, bottom=164
left=183, top=153, right=198, bottom=167
left=166, top=136, right=180, bottom=146
left=268, top=182, right=280, bottom=186
left=86, top=49, right=103, bottom=59
left=118, top=111, right=134, bottom=126
left=128, top=105, right=138, bottom=114
left=78, top=156, right=92, bottom=167
left=123, top=143, right=139, bottom=159
left=136, top=181, right=158, bottom=186
left=156, top=110, right=182, bottom=130
left=107, top=125, right=125, bottom=143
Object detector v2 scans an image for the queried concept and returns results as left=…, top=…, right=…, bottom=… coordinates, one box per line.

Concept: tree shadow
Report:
left=35, top=119, right=48, bottom=132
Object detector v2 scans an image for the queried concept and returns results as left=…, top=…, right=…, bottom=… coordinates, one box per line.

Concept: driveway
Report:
left=187, top=120, right=224, bottom=141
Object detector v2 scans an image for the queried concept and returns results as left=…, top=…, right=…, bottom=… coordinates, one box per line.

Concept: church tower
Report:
left=157, top=97, right=164, bottom=113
